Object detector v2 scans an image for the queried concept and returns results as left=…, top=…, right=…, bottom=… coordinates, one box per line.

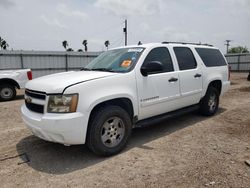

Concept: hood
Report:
left=25, top=71, right=116, bottom=93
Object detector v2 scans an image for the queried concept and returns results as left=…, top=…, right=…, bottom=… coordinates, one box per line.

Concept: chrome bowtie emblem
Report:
left=25, top=96, right=32, bottom=103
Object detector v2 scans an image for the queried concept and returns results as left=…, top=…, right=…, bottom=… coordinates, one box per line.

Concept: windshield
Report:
left=84, top=47, right=144, bottom=73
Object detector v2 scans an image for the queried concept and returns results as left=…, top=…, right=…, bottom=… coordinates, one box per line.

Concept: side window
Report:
left=143, top=47, right=174, bottom=74
left=174, top=47, right=197, bottom=70
left=195, top=48, right=227, bottom=67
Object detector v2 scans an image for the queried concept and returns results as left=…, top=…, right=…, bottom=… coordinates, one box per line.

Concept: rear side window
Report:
left=174, top=47, right=197, bottom=70
left=143, top=47, right=174, bottom=73
left=195, top=48, right=227, bottom=67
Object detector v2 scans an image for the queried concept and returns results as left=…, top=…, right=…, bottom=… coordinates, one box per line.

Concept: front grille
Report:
left=25, top=89, right=46, bottom=114
left=25, top=101, right=44, bottom=113
left=25, top=89, right=46, bottom=100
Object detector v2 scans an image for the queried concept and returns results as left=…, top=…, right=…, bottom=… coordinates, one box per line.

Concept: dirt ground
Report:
left=0, top=73, right=249, bottom=188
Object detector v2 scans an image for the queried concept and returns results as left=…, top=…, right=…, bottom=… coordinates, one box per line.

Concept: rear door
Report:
left=173, top=47, right=203, bottom=106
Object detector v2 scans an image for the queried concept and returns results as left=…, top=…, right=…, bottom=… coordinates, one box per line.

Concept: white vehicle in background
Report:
left=0, top=69, right=32, bottom=101
left=21, top=42, right=230, bottom=156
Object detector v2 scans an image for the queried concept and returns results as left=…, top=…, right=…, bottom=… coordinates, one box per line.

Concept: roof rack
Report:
left=162, top=41, right=213, bottom=47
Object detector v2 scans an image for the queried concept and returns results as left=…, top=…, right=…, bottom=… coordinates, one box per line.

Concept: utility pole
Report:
left=225, top=40, right=231, bottom=54
left=123, top=19, right=127, bottom=46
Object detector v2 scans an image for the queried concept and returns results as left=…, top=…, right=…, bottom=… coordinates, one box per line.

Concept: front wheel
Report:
left=86, top=105, right=132, bottom=156
left=199, top=87, right=219, bottom=116
left=0, top=84, right=16, bottom=101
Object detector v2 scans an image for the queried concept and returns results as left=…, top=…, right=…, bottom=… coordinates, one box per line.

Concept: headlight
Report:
left=47, top=94, right=78, bottom=113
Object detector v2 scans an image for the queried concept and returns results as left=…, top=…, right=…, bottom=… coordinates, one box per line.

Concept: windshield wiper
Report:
left=81, top=67, right=92, bottom=71
left=91, top=68, right=115, bottom=72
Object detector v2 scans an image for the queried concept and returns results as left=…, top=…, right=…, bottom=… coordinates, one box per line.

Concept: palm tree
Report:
left=1, top=40, right=8, bottom=50
left=62, top=40, right=68, bottom=50
left=0, top=37, right=3, bottom=50
left=104, top=40, right=110, bottom=50
left=67, top=48, right=74, bottom=51
left=82, top=40, right=88, bottom=52
left=0, top=37, right=9, bottom=50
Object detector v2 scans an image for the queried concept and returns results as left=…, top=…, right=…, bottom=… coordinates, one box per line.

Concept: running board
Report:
left=134, top=105, right=200, bottom=128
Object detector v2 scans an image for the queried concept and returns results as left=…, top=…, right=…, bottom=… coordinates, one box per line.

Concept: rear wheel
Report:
left=199, top=87, right=219, bottom=116
left=87, top=105, right=132, bottom=156
left=0, top=84, right=16, bottom=101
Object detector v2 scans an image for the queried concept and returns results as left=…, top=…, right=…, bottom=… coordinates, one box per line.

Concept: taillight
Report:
left=228, top=65, right=231, bottom=81
left=27, top=70, right=32, bottom=80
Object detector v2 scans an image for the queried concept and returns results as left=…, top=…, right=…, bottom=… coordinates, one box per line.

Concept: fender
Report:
left=87, top=93, right=138, bottom=116
left=202, top=77, right=222, bottom=97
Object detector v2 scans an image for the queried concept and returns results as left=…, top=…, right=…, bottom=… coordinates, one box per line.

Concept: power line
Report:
left=111, top=36, right=124, bottom=48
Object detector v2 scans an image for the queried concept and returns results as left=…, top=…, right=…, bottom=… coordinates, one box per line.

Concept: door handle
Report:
left=168, top=77, right=178, bottom=82
left=194, top=73, right=202, bottom=78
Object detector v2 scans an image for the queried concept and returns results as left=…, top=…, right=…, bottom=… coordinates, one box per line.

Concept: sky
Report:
left=0, top=0, right=249, bottom=53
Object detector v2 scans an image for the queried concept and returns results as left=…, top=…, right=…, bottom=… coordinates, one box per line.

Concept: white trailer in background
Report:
left=0, top=69, right=32, bottom=101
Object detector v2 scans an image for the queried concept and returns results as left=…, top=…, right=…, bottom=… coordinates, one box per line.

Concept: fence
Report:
left=0, top=50, right=101, bottom=78
left=1, top=50, right=249, bottom=78
left=225, top=53, right=250, bottom=72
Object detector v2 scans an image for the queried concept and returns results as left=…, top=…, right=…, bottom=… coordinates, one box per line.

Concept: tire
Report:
left=199, top=86, right=219, bottom=116
left=86, top=105, right=132, bottom=156
left=0, top=84, right=16, bottom=101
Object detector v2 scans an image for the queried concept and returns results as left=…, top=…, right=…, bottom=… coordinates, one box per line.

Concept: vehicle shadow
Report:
left=0, top=94, right=24, bottom=102
left=15, top=94, right=24, bottom=101
left=16, top=108, right=226, bottom=175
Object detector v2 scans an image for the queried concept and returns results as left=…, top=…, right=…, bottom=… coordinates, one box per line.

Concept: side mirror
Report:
left=141, top=61, right=163, bottom=76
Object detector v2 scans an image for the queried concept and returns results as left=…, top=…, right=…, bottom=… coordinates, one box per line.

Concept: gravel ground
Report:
left=0, top=73, right=249, bottom=188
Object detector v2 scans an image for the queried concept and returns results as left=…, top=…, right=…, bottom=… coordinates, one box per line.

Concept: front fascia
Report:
left=23, top=71, right=138, bottom=145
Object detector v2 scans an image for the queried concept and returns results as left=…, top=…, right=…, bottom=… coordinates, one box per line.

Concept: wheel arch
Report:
left=88, top=97, right=135, bottom=123
left=0, top=78, right=20, bottom=89
left=207, top=80, right=222, bottom=95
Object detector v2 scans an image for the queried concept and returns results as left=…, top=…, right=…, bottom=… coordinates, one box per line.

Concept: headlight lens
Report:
left=47, top=94, right=78, bottom=113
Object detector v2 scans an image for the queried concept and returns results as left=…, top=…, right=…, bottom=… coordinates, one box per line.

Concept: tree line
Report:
left=62, top=40, right=110, bottom=52
left=228, top=46, right=249, bottom=54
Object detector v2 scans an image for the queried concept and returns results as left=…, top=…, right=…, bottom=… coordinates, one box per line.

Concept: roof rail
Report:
left=162, top=41, right=213, bottom=47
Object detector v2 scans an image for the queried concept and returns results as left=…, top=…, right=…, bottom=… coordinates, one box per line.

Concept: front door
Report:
left=136, top=47, right=180, bottom=120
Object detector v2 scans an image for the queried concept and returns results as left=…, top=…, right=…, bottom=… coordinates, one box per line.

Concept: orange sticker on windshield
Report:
left=121, top=60, right=132, bottom=68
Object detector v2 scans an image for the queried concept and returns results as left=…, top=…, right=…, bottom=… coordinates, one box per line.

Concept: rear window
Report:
left=195, top=48, right=227, bottom=67
left=174, top=47, right=197, bottom=70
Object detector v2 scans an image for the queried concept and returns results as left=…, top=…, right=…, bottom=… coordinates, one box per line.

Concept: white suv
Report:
left=21, top=42, right=230, bottom=156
